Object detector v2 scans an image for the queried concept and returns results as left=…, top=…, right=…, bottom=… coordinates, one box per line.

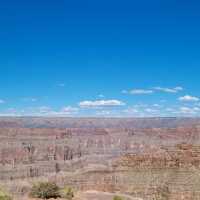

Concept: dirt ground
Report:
left=73, top=190, right=143, bottom=200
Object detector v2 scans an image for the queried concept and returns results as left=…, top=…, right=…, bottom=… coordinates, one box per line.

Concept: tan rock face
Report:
left=0, top=118, right=200, bottom=199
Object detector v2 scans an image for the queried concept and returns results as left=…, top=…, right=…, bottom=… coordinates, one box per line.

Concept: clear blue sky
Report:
left=0, top=0, right=200, bottom=117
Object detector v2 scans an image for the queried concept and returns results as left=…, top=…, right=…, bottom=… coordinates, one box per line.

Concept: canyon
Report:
left=0, top=117, right=200, bottom=200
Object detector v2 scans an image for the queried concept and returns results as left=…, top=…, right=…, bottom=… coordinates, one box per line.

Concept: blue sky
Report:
left=1, top=0, right=200, bottom=117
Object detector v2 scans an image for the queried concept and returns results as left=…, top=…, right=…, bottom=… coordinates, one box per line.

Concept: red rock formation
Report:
left=0, top=118, right=200, bottom=199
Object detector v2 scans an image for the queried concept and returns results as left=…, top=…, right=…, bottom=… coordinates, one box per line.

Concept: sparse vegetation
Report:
left=113, top=195, right=123, bottom=200
left=60, top=187, right=74, bottom=200
left=0, top=188, right=12, bottom=200
left=153, top=185, right=170, bottom=200
left=30, top=182, right=61, bottom=199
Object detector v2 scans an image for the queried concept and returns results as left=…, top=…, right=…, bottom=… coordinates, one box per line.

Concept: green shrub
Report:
left=60, top=187, right=74, bottom=200
left=30, top=182, right=61, bottom=199
left=113, top=196, right=123, bottom=200
left=153, top=186, right=170, bottom=200
left=0, top=189, right=12, bottom=200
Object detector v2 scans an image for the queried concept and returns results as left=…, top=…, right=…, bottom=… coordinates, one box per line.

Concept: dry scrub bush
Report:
left=113, top=196, right=123, bottom=200
left=60, top=187, right=74, bottom=200
left=30, top=182, right=60, bottom=199
left=0, top=188, right=12, bottom=200
left=152, top=185, right=170, bottom=200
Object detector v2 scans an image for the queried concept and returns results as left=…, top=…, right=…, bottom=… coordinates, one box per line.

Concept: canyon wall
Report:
left=0, top=118, right=200, bottom=199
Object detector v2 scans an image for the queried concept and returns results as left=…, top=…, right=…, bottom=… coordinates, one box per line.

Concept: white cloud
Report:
left=57, top=83, right=65, bottom=87
left=123, top=89, right=153, bottom=95
left=96, top=110, right=111, bottom=116
left=195, top=102, right=200, bottom=107
left=0, top=105, right=80, bottom=117
left=62, top=106, right=79, bottom=113
left=145, top=108, right=158, bottom=113
left=37, top=106, right=79, bottom=116
left=194, top=107, right=200, bottom=111
left=123, top=86, right=183, bottom=95
left=122, top=90, right=128, bottom=94
left=22, top=97, right=37, bottom=102
left=0, top=99, right=5, bottom=104
left=123, top=108, right=139, bottom=114
left=178, top=95, right=199, bottom=102
left=152, top=104, right=161, bottom=107
left=168, top=106, right=200, bottom=116
left=179, top=107, right=196, bottom=114
left=175, top=86, right=183, bottom=91
left=133, top=103, right=148, bottom=108
left=79, top=100, right=125, bottom=108
left=98, top=94, right=105, bottom=98
left=153, top=86, right=183, bottom=93
left=38, top=106, right=52, bottom=113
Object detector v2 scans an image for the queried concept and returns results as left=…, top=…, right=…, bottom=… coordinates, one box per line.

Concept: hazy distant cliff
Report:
left=0, top=117, right=200, bottom=128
